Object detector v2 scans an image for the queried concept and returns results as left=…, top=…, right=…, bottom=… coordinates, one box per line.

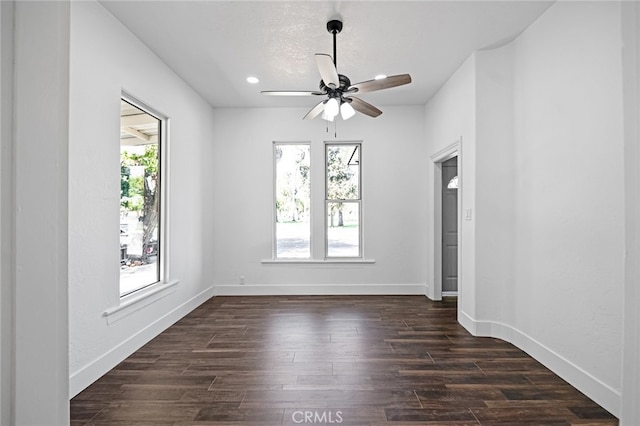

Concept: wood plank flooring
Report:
left=71, top=296, right=618, bottom=425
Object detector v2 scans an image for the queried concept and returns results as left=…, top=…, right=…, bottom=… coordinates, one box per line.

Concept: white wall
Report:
left=13, top=2, right=71, bottom=424
left=68, top=1, right=216, bottom=397
left=509, top=2, right=624, bottom=413
left=621, top=2, right=640, bottom=424
left=424, top=1, right=626, bottom=417
left=474, top=44, right=516, bottom=327
left=0, top=2, right=14, bottom=424
left=211, top=106, right=428, bottom=295
left=423, top=56, right=476, bottom=316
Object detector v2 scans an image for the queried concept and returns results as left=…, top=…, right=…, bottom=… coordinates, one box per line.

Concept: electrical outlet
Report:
left=239, top=275, right=245, bottom=285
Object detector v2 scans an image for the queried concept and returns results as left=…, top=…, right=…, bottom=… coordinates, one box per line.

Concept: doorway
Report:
left=441, top=156, right=458, bottom=295
left=430, top=140, right=460, bottom=301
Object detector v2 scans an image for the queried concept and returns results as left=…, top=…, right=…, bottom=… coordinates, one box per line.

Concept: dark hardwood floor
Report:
left=71, top=296, right=617, bottom=425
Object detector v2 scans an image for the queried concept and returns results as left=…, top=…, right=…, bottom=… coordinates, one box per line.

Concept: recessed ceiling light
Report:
left=374, top=74, right=387, bottom=80
left=246, top=76, right=260, bottom=84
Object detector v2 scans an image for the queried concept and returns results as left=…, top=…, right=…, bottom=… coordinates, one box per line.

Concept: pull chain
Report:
left=325, top=119, right=338, bottom=138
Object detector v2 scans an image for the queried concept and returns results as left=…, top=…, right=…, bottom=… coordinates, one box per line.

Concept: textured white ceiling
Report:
left=100, top=1, right=553, bottom=109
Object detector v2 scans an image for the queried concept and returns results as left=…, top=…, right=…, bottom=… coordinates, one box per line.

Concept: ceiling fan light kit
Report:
left=261, top=19, right=412, bottom=121
left=324, top=97, right=340, bottom=118
left=340, top=101, right=356, bottom=120
left=320, top=109, right=334, bottom=122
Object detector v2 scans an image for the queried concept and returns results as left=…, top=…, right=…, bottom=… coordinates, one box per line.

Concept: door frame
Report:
left=430, top=139, right=461, bottom=301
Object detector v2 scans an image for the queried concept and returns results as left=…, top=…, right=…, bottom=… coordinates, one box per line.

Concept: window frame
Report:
left=324, top=141, right=363, bottom=259
left=119, top=92, right=169, bottom=297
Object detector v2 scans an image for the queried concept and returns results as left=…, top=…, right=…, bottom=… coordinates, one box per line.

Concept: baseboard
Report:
left=69, top=284, right=215, bottom=398
left=458, top=310, right=620, bottom=418
left=458, top=310, right=478, bottom=334
left=213, top=283, right=427, bottom=296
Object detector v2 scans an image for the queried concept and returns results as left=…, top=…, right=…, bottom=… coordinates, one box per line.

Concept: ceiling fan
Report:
left=261, top=20, right=412, bottom=121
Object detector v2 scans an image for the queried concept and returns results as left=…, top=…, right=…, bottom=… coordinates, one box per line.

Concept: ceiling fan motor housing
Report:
left=319, top=74, right=351, bottom=94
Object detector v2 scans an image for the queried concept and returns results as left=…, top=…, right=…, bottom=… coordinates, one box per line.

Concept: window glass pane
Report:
left=326, top=144, right=359, bottom=200
left=327, top=202, right=360, bottom=257
left=275, top=144, right=311, bottom=258
left=120, top=99, right=161, bottom=295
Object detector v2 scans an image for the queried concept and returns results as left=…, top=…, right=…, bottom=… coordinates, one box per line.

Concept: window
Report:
left=326, top=143, right=361, bottom=258
left=271, top=141, right=364, bottom=261
left=447, top=176, right=459, bottom=189
left=119, top=98, right=164, bottom=296
left=274, top=143, right=311, bottom=258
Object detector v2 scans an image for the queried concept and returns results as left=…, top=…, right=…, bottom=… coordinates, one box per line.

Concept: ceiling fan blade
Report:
left=348, top=74, right=412, bottom=94
left=261, top=91, right=323, bottom=96
left=303, top=100, right=327, bottom=120
left=315, top=53, right=339, bottom=89
left=348, top=96, right=382, bottom=118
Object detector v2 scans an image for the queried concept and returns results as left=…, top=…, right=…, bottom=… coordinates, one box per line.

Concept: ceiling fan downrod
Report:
left=327, top=20, right=342, bottom=69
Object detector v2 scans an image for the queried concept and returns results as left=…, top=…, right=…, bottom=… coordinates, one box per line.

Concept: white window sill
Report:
left=261, top=259, right=375, bottom=264
left=103, top=280, right=179, bottom=324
